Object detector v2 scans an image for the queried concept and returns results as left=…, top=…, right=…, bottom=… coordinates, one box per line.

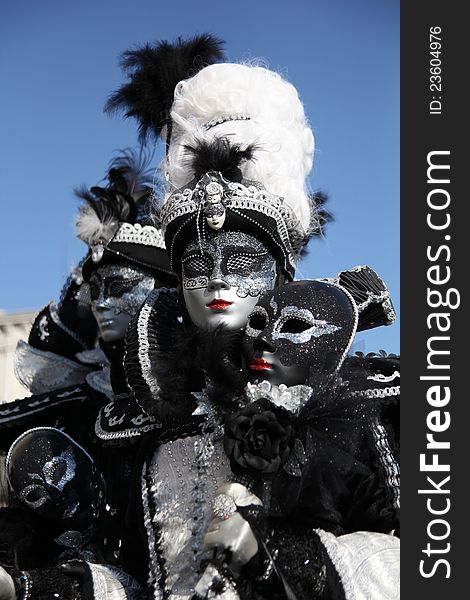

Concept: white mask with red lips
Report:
left=181, top=230, right=277, bottom=330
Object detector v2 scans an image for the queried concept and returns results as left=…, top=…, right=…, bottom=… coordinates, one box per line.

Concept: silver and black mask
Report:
left=242, top=280, right=358, bottom=386
left=181, top=231, right=276, bottom=297
left=181, top=231, right=277, bottom=330
left=89, top=264, right=155, bottom=341
left=6, top=428, right=105, bottom=530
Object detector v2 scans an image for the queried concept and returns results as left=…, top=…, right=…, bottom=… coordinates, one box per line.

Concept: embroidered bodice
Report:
left=142, top=429, right=232, bottom=599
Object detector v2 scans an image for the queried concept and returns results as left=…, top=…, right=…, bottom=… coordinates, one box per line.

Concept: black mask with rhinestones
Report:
left=242, top=280, right=357, bottom=386
left=7, top=428, right=105, bottom=530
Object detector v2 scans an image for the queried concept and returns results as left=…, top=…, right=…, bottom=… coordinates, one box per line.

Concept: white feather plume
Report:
left=161, top=62, right=315, bottom=236
left=75, top=204, right=119, bottom=246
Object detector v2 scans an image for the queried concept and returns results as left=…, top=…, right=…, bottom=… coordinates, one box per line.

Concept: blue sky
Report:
left=0, top=0, right=399, bottom=353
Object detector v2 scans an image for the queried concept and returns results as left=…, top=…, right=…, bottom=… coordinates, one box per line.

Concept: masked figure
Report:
left=0, top=150, right=177, bottom=599
left=192, top=280, right=399, bottom=599
left=2, top=428, right=106, bottom=564
left=242, top=279, right=357, bottom=387
left=107, top=35, right=398, bottom=600
left=13, top=263, right=99, bottom=396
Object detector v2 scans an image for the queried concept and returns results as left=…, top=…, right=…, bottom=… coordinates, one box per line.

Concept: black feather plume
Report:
left=184, top=137, right=257, bottom=182
left=75, top=148, right=156, bottom=244
left=105, top=34, right=226, bottom=142
left=74, top=185, right=132, bottom=224
left=309, top=190, right=333, bottom=236
left=298, top=191, right=334, bottom=258
left=106, top=147, right=155, bottom=197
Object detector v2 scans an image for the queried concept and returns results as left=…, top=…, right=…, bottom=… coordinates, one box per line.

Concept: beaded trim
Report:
left=0, top=388, right=88, bottom=422
left=314, top=530, right=358, bottom=600
left=350, top=385, right=400, bottom=399
left=367, top=371, right=400, bottom=383
left=354, top=290, right=396, bottom=324
left=136, top=291, right=161, bottom=395
left=141, top=462, right=164, bottom=599
left=94, top=411, right=160, bottom=441
left=245, top=381, right=313, bottom=415
left=322, top=265, right=397, bottom=325
left=18, top=571, right=32, bottom=600
left=112, top=222, right=166, bottom=249
left=201, top=114, right=250, bottom=131
left=370, top=418, right=400, bottom=509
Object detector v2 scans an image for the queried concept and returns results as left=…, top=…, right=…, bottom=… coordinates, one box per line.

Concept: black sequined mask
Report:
left=242, top=280, right=358, bottom=386
left=6, top=428, right=105, bottom=530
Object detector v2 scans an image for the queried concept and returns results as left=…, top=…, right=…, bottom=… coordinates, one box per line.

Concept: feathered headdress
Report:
left=75, top=148, right=176, bottom=282
left=105, top=34, right=226, bottom=143
left=106, top=35, right=331, bottom=280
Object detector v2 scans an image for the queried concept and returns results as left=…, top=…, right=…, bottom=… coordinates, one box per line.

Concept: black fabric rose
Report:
left=224, top=399, right=293, bottom=477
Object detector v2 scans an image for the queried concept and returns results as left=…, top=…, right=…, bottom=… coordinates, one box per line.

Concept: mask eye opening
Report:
left=19, top=484, right=50, bottom=508
left=89, top=282, right=100, bottom=301
left=248, top=312, right=267, bottom=331
left=279, top=317, right=312, bottom=334
left=182, top=253, right=214, bottom=278
left=25, top=487, right=46, bottom=503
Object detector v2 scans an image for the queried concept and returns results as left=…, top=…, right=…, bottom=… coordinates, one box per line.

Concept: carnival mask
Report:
left=181, top=231, right=277, bottom=330
left=89, top=264, right=155, bottom=342
left=242, top=280, right=358, bottom=386
left=6, top=428, right=105, bottom=530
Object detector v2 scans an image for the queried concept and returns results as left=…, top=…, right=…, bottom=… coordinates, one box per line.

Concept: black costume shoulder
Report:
left=0, top=383, right=108, bottom=454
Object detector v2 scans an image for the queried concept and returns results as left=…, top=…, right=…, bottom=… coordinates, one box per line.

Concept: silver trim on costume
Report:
left=315, top=529, right=400, bottom=600
left=201, top=114, right=250, bottom=131
left=14, top=340, right=93, bottom=394
left=370, top=418, right=400, bottom=509
left=350, top=386, right=400, bottom=399
left=136, top=291, right=161, bottom=396
left=89, top=563, right=143, bottom=600
left=245, top=381, right=313, bottom=415
left=141, top=461, right=163, bottom=599
left=320, top=265, right=397, bottom=325
left=94, top=409, right=160, bottom=441
left=367, top=371, right=400, bottom=383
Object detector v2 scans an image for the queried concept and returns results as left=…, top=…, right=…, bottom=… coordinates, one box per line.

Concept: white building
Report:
left=0, top=310, right=36, bottom=403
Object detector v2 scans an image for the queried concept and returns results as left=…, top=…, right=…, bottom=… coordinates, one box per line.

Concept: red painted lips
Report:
left=249, top=358, right=273, bottom=371
left=206, top=299, right=232, bottom=310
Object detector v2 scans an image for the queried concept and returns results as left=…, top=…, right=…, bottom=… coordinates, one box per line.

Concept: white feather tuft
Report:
left=162, top=62, right=315, bottom=235
left=75, top=204, right=119, bottom=246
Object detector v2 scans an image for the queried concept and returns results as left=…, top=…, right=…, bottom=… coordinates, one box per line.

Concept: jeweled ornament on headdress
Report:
left=199, top=174, right=226, bottom=230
